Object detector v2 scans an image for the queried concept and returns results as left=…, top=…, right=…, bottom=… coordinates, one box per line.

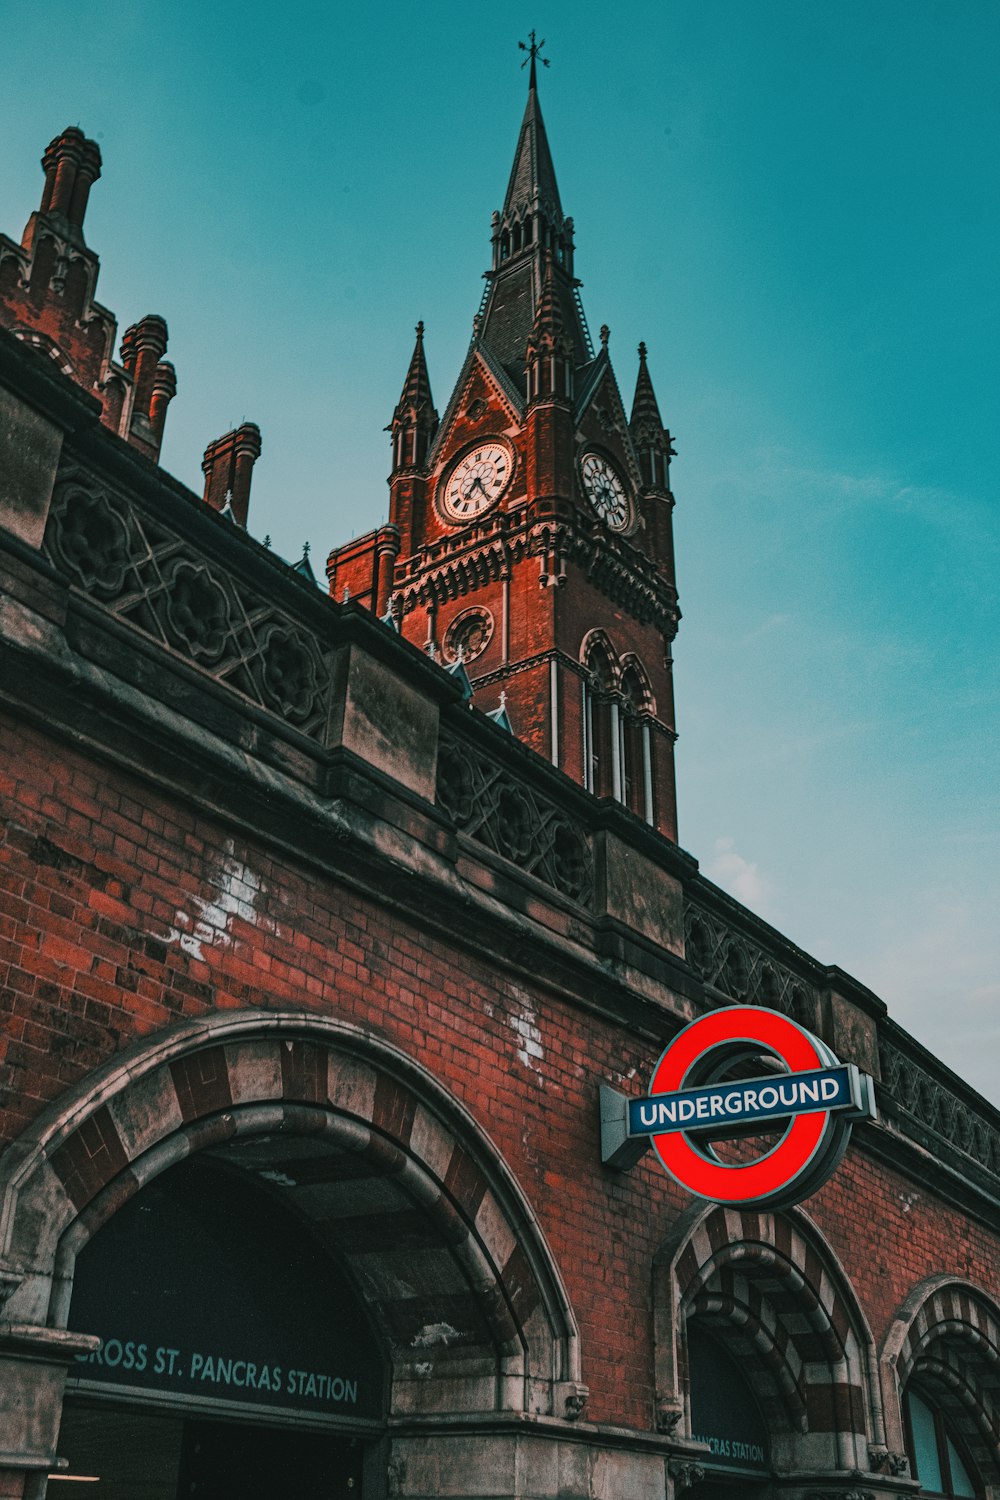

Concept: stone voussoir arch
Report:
left=0, top=1009, right=583, bottom=1420
left=653, top=1200, right=883, bottom=1474
left=882, top=1275, right=1000, bottom=1491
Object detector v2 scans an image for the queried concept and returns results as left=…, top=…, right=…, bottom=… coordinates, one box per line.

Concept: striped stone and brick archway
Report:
left=654, top=1203, right=878, bottom=1475
left=882, top=1277, right=1000, bottom=1492
left=0, top=1011, right=582, bottom=1426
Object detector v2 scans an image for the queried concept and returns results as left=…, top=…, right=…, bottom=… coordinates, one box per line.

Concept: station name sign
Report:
left=627, top=1065, right=862, bottom=1136
left=601, top=1006, right=876, bottom=1210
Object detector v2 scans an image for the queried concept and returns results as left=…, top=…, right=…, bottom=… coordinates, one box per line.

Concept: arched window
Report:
left=905, top=1386, right=982, bottom=1498
left=619, top=662, right=652, bottom=821
left=583, top=640, right=615, bottom=799
left=580, top=643, right=656, bottom=823
left=886, top=1281, right=1000, bottom=1495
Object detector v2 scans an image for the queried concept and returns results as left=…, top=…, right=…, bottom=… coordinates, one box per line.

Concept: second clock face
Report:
left=441, top=441, right=513, bottom=523
left=579, top=451, right=631, bottom=530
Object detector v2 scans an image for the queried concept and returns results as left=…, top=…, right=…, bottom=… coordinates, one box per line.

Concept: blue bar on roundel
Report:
left=627, top=1066, right=858, bottom=1137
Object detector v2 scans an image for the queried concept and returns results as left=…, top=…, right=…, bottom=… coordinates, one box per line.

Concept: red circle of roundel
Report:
left=649, top=1007, right=832, bottom=1206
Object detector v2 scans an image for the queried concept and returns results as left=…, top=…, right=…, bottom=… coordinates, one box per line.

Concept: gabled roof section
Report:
left=574, top=345, right=644, bottom=491
left=292, top=544, right=319, bottom=585
left=427, top=338, right=525, bottom=471
left=574, top=348, right=609, bottom=419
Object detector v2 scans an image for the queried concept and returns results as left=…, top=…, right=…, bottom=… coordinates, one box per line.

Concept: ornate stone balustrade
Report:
left=436, top=725, right=594, bottom=906
left=879, top=1034, right=1000, bottom=1179
left=683, top=892, right=818, bottom=1022
left=43, top=461, right=333, bottom=740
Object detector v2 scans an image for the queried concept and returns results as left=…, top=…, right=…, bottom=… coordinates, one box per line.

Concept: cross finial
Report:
left=518, top=31, right=550, bottom=90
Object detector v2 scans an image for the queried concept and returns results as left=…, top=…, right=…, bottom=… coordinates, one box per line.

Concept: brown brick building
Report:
left=1, top=72, right=998, bottom=1500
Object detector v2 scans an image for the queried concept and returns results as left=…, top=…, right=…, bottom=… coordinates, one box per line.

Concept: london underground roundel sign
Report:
left=628, top=1007, right=876, bottom=1210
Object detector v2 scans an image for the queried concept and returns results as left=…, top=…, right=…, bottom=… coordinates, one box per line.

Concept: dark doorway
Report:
left=54, top=1400, right=364, bottom=1500
left=181, top=1417, right=363, bottom=1500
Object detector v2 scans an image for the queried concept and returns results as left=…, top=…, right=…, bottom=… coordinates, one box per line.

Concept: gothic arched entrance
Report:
left=0, top=1011, right=582, bottom=1500
left=57, top=1153, right=380, bottom=1498
left=654, top=1202, right=881, bottom=1492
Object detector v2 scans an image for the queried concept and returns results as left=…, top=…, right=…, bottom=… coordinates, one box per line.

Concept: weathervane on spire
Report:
left=518, top=30, right=550, bottom=89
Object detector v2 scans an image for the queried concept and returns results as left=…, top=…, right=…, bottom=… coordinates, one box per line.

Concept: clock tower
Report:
left=327, top=49, right=681, bottom=841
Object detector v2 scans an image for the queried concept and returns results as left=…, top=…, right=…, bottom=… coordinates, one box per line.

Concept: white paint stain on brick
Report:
left=411, top=1322, right=461, bottom=1349
left=166, top=839, right=265, bottom=961
left=506, top=984, right=543, bottom=1073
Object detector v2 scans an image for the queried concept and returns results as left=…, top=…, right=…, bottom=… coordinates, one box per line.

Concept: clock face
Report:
left=440, top=440, right=513, bottom=523
left=579, top=451, right=630, bottom=531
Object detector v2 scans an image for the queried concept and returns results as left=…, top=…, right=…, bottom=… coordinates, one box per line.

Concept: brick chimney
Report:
left=149, top=362, right=177, bottom=448
left=201, top=423, right=262, bottom=526
left=35, top=127, right=102, bottom=246
left=119, top=315, right=175, bottom=461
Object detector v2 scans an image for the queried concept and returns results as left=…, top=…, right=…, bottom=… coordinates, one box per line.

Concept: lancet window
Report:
left=581, top=638, right=655, bottom=825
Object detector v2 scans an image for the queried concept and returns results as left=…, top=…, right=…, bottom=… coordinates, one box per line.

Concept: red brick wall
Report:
left=2, top=707, right=998, bottom=1430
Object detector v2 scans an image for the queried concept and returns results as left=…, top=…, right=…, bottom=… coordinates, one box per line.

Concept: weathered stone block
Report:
left=0, top=388, right=62, bottom=549
left=822, top=988, right=881, bottom=1077
left=328, top=643, right=439, bottom=801
left=596, top=831, right=684, bottom=953
left=0, top=1328, right=99, bottom=1474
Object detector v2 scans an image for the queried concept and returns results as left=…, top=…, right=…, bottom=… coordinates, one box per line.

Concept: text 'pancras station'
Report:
left=75, top=1340, right=359, bottom=1404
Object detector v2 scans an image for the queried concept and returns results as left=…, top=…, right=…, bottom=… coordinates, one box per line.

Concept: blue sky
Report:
left=3, top=2, right=998, bottom=1102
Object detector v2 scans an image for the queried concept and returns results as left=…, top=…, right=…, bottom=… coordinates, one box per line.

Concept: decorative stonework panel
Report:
left=879, top=1038, right=1000, bottom=1177
left=683, top=898, right=815, bottom=1021
left=44, top=467, right=330, bottom=737
left=437, top=728, right=593, bottom=906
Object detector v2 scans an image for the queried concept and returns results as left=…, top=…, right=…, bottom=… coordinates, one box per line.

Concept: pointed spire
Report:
left=397, top=321, right=433, bottom=413
left=480, top=56, right=592, bottom=387
left=500, top=62, right=563, bottom=239
left=630, top=342, right=663, bottom=432
left=508, top=34, right=558, bottom=223
left=389, top=320, right=438, bottom=470
left=630, top=342, right=675, bottom=491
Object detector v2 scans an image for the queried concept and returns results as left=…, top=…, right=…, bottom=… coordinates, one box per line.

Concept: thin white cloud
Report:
left=706, top=836, right=775, bottom=920
left=739, top=612, right=792, bottom=645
